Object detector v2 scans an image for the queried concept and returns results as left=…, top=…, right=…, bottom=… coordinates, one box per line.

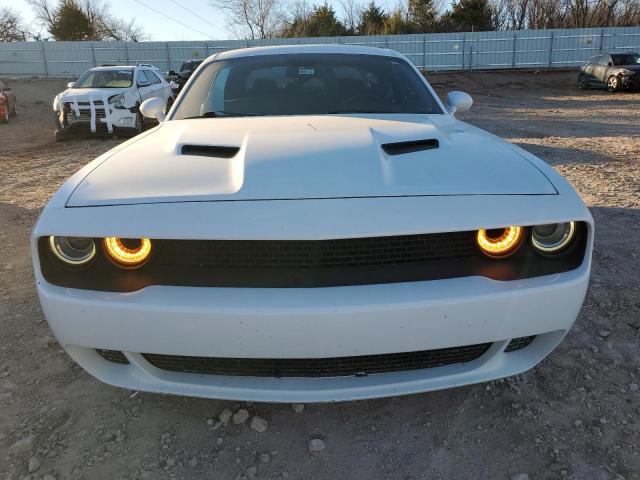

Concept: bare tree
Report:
left=211, top=0, right=286, bottom=39
left=616, top=0, right=640, bottom=24
left=0, top=6, right=27, bottom=41
left=339, top=0, right=363, bottom=33
left=27, top=0, right=145, bottom=41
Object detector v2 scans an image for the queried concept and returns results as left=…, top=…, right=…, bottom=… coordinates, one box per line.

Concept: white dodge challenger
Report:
left=33, top=45, right=593, bottom=402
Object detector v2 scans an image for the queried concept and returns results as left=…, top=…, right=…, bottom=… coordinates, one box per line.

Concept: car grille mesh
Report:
left=153, top=232, right=477, bottom=270
left=504, top=336, right=536, bottom=352
left=140, top=343, right=492, bottom=378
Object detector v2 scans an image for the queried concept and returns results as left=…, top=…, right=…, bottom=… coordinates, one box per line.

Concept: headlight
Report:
left=49, top=236, right=96, bottom=266
left=619, top=69, right=635, bottom=76
left=104, top=237, right=152, bottom=268
left=477, top=226, right=524, bottom=257
left=531, top=222, right=576, bottom=254
left=108, top=94, right=126, bottom=108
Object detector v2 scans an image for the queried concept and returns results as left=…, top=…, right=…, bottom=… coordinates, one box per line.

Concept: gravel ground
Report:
left=0, top=70, right=639, bottom=480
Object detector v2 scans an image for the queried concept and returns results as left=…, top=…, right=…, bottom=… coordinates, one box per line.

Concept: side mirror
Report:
left=66, top=82, right=75, bottom=89
left=137, top=80, right=151, bottom=88
left=168, top=70, right=176, bottom=76
left=446, top=91, right=473, bottom=116
left=140, top=97, right=166, bottom=122
left=607, top=62, right=613, bottom=66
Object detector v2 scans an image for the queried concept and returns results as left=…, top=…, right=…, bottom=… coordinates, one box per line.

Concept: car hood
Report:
left=67, top=115, right=556, bottom=207
left=618, top=64, right=640, bottom=72
left=58, top=87, right=129, bottom=103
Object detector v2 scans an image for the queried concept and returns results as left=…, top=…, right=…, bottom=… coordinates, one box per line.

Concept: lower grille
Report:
left=141, top=343, right=491, bottom=378
left=96, top=349, right=129, bottom=364
left=504, top=336, right=536, bottom=352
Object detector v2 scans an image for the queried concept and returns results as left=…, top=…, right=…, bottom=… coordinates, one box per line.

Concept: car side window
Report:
left=587, top=56, right=598, bottom=65
left=135, top=70, right=148, bottom=86
left=143, top=70, right=160, bottom=85
left=600, top=56, right=611, bottom=66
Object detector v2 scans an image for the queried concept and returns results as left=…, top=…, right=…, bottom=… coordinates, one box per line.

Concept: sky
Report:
left=9, top=0, right=401, bottom=41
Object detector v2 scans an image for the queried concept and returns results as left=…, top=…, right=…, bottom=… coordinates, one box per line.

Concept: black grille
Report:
left=153, top=232, right=477, bottom=270
left=38, top=223, right=589, bottom=292
left=141, top=343, right=491, bottom=378
left=96, top=349, right=129, bottom=364
left=504, top=336, right=536, bottom=352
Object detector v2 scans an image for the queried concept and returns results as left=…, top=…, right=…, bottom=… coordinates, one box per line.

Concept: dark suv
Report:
left=578, top=52, right=640, bottom=92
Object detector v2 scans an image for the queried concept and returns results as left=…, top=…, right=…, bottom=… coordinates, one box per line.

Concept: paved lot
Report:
left=0, top=70, right=639, bottom=480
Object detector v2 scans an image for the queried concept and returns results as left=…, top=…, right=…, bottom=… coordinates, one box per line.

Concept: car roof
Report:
left=214, top=44, right=403, bottom=62
left=89, top=65, right=158, bottom=72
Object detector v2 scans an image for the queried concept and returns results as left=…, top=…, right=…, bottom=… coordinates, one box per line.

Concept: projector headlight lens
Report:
left=104, top=237, right=152, bottom=268
left=531, top=222, right=576, bottom=254
left=49, top=236, right=96, bottom=266
left=477, top=226, right=524, bottom=257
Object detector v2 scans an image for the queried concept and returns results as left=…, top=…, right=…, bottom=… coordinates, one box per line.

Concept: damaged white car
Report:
left=53, top=65, right=173, bottom=139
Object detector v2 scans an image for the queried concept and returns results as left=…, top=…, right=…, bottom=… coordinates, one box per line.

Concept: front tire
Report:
left=607, top=75, right=620, bottom=92
left=578, top=74, right=589, bottom=90
left=134, top=111, right=143, bottom=134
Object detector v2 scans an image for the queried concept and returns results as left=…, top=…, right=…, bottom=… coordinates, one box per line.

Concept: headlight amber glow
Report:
left=104, top=237, right=151, bottom=268
left=477, top=226, right=524, bottom=257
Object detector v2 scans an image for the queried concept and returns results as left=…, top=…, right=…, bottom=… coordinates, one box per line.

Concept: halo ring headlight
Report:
left=49, top=236, right=96, bottom=266
left=477, top=226, right=524, bottom=258
left=531, top=222, right=576, bottom=254
left=104, top=237, right=152, bottom=268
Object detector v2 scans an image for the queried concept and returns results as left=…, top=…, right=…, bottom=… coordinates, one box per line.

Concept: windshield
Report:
left=172, top=53, right=443, bottom=119
left=612, top=54, right=640, bottom=66
left=74, top=69, right=133, bottom=88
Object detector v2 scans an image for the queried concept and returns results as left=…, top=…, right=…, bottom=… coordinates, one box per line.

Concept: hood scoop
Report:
left=181, top=145, right=240, bottom=158
left=381, top=139, right=439, bottom=156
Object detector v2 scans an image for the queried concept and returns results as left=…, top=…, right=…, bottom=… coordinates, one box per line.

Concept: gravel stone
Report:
left=291, top=404, right=304, bottom=413
left=189, top=456, right=198, bottom=467
left=250, top=416, right=268, bottom=433
left=232, top=409, right=250, bottom=425
left=629, top=383, right=639, bottom=392
left=218, top=408, right=233, bottom=424
left=27, top=457, right=41, bottom=473
left=259, top=453, right=271, bottom=463
left=308, top=439, right=325, bottom=452
left=246, top=465, right=258, bottom=478
left=9, top=435, right=35, bottom=455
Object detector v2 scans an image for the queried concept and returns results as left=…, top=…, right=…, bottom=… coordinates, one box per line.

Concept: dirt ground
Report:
left=0, top=70, right=639, bottom=480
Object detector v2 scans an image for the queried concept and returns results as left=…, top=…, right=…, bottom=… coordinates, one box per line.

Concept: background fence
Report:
left=1, top=26, right=640, bottom=77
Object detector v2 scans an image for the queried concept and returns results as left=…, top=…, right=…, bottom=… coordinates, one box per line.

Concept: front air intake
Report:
left=381, top=139, right=439, bottom=155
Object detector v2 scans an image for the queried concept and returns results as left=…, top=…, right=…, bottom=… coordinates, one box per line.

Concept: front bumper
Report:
left=37, top=261, right=590, bottom=402
left=55, top=107, right=137, bottom=136
left=621, top=74, right=640, bottom=89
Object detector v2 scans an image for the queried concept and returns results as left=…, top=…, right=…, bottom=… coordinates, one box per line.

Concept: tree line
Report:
left=214, top=0, right=640, bottom=39
left=1, top=0, right=640, bottom=42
